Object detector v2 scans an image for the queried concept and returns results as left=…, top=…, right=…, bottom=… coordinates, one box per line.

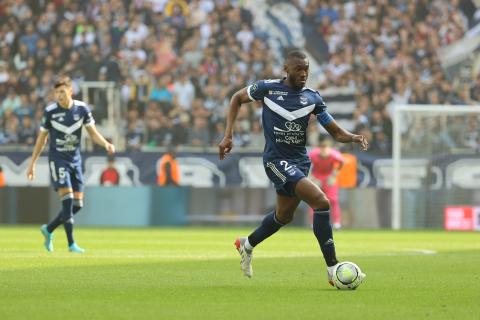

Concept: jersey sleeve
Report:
left=40, top=109, right=51, bottom=132
left=313, top=92, right=334, bottom=126
left=83, top=105, right=95, bottom=127
left=246, top=80, right=269, bottom=101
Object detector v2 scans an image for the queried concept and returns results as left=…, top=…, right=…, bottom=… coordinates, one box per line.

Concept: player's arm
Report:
left=85, top=125, right=115, bottom=154
left=27, top=130, right=49, bottom=180
left=323, top=119, right=369, bottom=151
left=218, top=87, right=252, bottom=160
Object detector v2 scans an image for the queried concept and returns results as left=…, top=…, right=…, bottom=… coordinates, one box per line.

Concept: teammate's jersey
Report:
left=247, top=78, right=334, bottom=161
left=309, top=148, right=344, bottom=178
left=40, top=100, right=95, bottom=164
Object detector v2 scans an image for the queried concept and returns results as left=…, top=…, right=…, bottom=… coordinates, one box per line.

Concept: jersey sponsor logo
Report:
left=269, top=90, right=288, bottom=96
left=52, top=113, right=66, bottom=119
left=263, top=97, right=315, bottom=121
left=273, top=121, right=305, bottom=145
left=273, top=121, right=301, bottom=132
left=300, top=96, right=309, bottom=105
left=56, top=133, right=80, bottom=152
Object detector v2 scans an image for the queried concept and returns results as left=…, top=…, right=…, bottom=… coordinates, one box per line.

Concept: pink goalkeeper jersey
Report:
left=308, top=148, right=344, bottom=179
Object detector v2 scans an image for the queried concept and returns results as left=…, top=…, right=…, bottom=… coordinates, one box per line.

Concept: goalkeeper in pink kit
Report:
left=309, top=135, right=344, bottom=229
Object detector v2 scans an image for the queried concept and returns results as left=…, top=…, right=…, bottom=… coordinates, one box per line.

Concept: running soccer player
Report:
left=218, top=50, right=368, bottom=285
left=27, top=76, right=115, bottom=253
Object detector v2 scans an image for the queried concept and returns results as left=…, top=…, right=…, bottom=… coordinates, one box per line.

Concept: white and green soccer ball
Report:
left=332, top=261, right=366, bottom=290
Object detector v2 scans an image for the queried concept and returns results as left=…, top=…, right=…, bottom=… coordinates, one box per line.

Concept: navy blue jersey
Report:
left=40, top=100, right=95, bottom=165
left=247, top=79, right=334, bottom=161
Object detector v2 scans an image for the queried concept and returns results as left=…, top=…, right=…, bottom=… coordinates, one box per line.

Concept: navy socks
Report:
left=247, top=211, right=285, bottom=247
left=313, top=209, right=338, bottom=267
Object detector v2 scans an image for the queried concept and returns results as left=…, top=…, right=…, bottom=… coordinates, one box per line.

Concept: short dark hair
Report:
left=286, top=49, right=307, bottom=61
left=53, top=76, right=72, bottom=89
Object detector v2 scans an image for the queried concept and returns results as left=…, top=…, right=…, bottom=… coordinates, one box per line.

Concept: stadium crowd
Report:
left=0, top=0, right=479, bottom=155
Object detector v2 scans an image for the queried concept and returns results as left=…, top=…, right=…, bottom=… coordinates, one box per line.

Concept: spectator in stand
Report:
left=0, top=0, right=478, bottom=153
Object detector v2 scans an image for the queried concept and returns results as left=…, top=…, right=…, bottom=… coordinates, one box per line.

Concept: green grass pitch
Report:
left=0, top=226, right=479, bottom=319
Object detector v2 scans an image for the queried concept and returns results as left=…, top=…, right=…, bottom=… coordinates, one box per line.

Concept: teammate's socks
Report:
left=64, top=222, right=74, bottom=246
left=313, top=209, right=338, bottom=267
left=47, top=210, right=63, bottom=233
left=244, top=238, right=254, bottom=251
left=247, top=211, right=285, bottom=247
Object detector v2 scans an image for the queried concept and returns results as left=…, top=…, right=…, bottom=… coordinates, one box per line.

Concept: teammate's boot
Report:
left=234, top=237, right=253, bottom=278
left=327, top=263, right=339, bottom=287
left=40, top=224, right=54, bottom=252
left=69, top=243, right=85, bottom=253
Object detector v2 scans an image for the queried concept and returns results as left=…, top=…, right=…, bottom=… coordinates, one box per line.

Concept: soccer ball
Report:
left=332, top=261, right=365, bottom=290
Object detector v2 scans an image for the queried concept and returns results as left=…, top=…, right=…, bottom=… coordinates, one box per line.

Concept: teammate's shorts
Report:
left=263, top=158, right=310, bottom=197
left=48, top=160, right=84, bottom=192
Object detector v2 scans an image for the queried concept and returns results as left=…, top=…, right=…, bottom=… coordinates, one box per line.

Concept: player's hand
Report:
left=352, top=135, right=369, bottom=151
left=27, top=164, right=35, bottom=181
left=218, top=136, right=233, bottom=160
left=105, top=143, right=115, bottom=154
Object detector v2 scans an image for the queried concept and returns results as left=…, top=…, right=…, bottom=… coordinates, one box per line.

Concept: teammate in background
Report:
left=218, top=50, right=368, bottom=285
left=27, top=76, right=115, bottom=253
left=309, top=134, right=344, bottom=229
left=100, top=155, right=120, bottom=185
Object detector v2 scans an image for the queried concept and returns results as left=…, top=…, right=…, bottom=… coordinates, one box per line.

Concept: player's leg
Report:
left=247, top=194, right=301, bottom=248
left=295, top=178, right=339, bottom=285
left=40, top=162, right=72, bottom=251
left=324, top=184, right=341, bottom=229
left=235, top=194, right=300, bottom=277
left=329, top=197, right=341, bottom=229
left=66, top=165, right=85, bottom=253
left=73, top=192, right=84, bottom=215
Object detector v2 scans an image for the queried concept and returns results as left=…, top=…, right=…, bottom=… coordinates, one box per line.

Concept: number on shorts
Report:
left=280, top=160, right=292, bottom=171
left=50, top=162, right=66, bottom=182
left=59, top=167, right=66, bottom=180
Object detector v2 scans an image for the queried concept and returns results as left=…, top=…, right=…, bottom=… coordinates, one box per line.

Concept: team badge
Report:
left=300, top=96, right=308, bottom=105
left=73, top=114, right=80, bottom=121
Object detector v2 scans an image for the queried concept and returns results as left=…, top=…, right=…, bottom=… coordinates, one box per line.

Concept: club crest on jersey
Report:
left=73, top=114, right=80, bottom=121
left=300, top=96, right=308, bottom=105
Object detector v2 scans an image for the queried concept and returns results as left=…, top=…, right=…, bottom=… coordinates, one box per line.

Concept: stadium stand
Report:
left=0, top=0, right=479, bottom=154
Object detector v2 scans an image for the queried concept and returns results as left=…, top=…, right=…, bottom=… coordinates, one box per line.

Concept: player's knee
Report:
left=275, top=211, right=294, bottom=225
left=311, top=193, right=330, bottom=211
left=73, top=199, right=83, bottom=214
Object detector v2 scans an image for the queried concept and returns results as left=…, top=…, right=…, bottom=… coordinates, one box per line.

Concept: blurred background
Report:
left=0, top=0, right=479, bottom=230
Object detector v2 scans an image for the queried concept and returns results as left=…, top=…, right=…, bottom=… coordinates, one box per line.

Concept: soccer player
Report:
left=308, top=134, right=344, bottom=229
left=218, top=50, right=368, bottom=285
left=27, top=76, right=115, bottom=253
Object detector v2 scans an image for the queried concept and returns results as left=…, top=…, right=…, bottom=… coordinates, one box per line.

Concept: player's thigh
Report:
left=71, top=164, right=85, bottom=195
left=294, top=177, right=330, bottom=209
left=275, top=193, right=301, bottom=224
left=49, top=161, right=73, bottom=195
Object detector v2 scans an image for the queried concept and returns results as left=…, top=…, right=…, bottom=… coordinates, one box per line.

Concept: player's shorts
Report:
left=48, top=160, right=84, bottom=192
left=263, top=158, right=310, bottom=197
